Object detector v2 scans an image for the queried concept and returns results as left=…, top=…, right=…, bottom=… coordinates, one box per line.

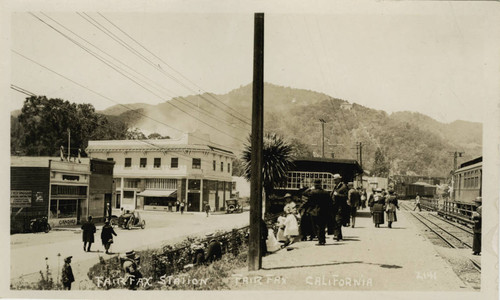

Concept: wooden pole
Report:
left=248, top=12, right=264, bottom=271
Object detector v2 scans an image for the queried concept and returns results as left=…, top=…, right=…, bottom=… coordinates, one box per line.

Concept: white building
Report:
left=86, top=133, right=235, bottom=212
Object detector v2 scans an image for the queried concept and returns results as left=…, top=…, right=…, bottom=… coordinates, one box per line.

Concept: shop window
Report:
left=154, top=158, right=161, bottom=168
left=125, top=158, right=132, bottom=168
left=140, top=158, right=147, bottom=168
left=57, top=199, right=77, bottom=218
left=123, top=191, right=135, bottom=198
left=171, top=157, right=179, bottom=168
left=188, top=179, right=201, bottom=190
left=192, top=158, right=201, bottom=169
left=107, top=158, right=114, bottom=161
left=50, top=200, right=58, bottom=218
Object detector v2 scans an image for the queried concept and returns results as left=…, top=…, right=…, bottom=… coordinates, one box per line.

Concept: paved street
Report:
left=227, top=207, right=475, bottom=291
left=10, top=210, right=249, bottom=288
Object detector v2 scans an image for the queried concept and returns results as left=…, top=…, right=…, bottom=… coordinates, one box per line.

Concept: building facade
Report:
left=85, top=133, right=235, bottom=212
left=10, top=157, right=114, bottom=232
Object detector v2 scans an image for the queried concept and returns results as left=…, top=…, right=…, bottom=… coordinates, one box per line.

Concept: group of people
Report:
left=264, top=174, right=369, bottom=248
left=81, top=215, right=117, bottom=254
left=368, top=188, right=400, bottom=228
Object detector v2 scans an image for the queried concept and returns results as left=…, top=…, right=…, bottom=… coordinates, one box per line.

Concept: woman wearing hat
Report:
left=101, top=221, right=117, bottom=254
left=61, top=256, right=74, bottom=290
left=372, top=189, right=386, bottom=228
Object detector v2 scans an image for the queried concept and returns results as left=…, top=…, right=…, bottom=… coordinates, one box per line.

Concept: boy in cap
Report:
left=61, top=256, right=75, bottom=290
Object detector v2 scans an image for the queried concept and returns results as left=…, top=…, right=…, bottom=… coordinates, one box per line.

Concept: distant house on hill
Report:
left=340, top=103, right=352, bottom=110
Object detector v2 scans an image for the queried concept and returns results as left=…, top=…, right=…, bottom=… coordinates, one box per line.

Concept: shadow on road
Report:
left=263, top=261, right=403, bottom=271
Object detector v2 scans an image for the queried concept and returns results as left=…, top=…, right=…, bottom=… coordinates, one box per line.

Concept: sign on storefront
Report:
left=48, top=218, right=77, bottom=227
left=11, top=190, right=32, bottom=207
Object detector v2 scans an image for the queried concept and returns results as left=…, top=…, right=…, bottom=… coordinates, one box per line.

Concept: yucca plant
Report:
left=242, top=133, right=294, bottom=213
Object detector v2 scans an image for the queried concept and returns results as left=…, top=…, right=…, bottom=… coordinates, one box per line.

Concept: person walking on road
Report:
left=205, top=202, right=211, bottom=217
left=101, top=220, right=117, bottom=254
left=413, top=193, right=422, bottom=211
left=385, top=190, right=399, bottom=228
left=303, top=179, right=333, bottom=246
left=347, top=182, right=361, bottom=228
left=81, top=216, right=96, bottom=252
left=180, top=201, right=185, bottom=214
left=331, top=174, right=348, bottom=241
left=61, top=256, right=75, bottom=290
left=472, top=197, right=482, bottom=255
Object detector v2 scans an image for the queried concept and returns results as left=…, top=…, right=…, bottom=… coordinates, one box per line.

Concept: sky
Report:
left=6, top=1, right=500, bottom=124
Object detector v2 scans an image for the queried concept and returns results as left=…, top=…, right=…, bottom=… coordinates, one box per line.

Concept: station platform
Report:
left=227, top=207, right=475, bottom=291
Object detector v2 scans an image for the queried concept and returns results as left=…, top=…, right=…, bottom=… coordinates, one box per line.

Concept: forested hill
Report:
left=11, top=83, right=481, bottom=177
left=98, top=83, right=481, bottom=177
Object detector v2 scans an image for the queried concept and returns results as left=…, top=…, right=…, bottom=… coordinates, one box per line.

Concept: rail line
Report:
left=400, top=202, right=480, bottom=272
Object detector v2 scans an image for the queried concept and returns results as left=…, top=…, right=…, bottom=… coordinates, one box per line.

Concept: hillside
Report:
left=13, top=83, right=481, bottom=177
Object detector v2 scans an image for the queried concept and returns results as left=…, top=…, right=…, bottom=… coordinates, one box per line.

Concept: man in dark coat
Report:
left=61, top=256, right=75, bottom=290
left=205, top=234, right=223, bottom=262
left=347, top=183, right=361, bottom=228
left=81, top=216, right=96, bottom=252
left=331, top=174, right=348, bottom=241
left=472, top=197, right=482, bottom=255
left=303, top=179, right=333, bottom=246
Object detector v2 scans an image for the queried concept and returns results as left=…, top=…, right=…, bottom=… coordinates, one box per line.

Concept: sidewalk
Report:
left=227, top=208, right=471, bottom=291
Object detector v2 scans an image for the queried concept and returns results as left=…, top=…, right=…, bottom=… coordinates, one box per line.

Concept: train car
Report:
left=451, top=156, right=482, bottom=218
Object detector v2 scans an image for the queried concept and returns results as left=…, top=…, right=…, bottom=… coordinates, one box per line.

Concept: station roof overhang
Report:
left=292, top=157, right=364, bottom=175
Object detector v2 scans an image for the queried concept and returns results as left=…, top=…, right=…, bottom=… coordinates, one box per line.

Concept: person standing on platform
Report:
left=347, top=183, right=361, bottom=228
left=385, top=190, right=399, bottom=228
left=372, top=189, right=386, bottom=228
left=413, top=193, right=422, bottom=211
left=81, top=216, right=96, bottom=252
left=368, top=188, right=375, bottom=215
left=472, top=197, right=482, bottom=255
left=303, top=179, right=332, bottom=246
left=331, top=174, right=348, bottom=241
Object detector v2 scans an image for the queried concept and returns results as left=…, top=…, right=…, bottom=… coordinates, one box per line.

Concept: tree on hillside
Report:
left=289, top=138, right=313, bottom=159
left=15, top=96, right=128, bottom=156
left=372, top=147, right=389, bottom=177
left=242, top=133, right=294, bottom=212
left=147, top=133, right=171, bottom=140
left=126, top=128, right=147, bottom=140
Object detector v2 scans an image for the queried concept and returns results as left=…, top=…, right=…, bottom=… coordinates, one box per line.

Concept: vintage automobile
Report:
left=225, top=199, right=243, bottom=214
left=117, top=210, right=146, bottom=229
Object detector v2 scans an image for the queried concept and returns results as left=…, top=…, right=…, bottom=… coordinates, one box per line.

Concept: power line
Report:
left=11, top=84, right=36, bottom=97
left=80, top=12, right=251, bottom=127
left=97, top=12, right=252, bottom=124
left=29, top=13, right=247, bottom=144
left=40, top=12, right=248, bottom=132
left=12, top=49, right=245, bottom=153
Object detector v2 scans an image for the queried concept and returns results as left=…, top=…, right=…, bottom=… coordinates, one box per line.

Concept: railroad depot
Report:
left=85, top=133, right=235, bottom=212
left=10, top=156, right=114, bottom=232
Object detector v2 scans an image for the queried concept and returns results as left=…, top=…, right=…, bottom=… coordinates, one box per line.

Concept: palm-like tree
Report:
left=242, top=133, right=294, bottom=212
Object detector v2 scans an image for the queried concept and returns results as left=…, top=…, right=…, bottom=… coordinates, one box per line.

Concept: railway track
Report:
left=400, top=202, right=481, bottom=272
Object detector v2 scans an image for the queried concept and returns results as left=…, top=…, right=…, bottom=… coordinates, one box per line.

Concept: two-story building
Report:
left=85, top=133, right=235, bottom=212
left=10, top=156, right=114, bottom=232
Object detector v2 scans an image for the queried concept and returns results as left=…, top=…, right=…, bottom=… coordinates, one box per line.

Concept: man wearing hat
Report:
left=302, top=179, right=332, bottom=245
left=472, top=197, right=482, bottom=255
left=61, top=256, right=74, bottom=290
left=331, top=174, right=348, bottom=241
left=205, top=233, right=223, bottom=262
left=122, top=250, right=143, bottom=290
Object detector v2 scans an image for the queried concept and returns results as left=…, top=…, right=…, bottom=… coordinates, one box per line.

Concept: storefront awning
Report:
left=137, top=190, right=177, bottom=198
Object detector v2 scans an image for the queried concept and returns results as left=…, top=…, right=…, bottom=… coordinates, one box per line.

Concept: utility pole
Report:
left=67, top=128, right=71, bottom=161
left=319, top=119, right=326, bottom=158
left=359, top=142, right=363, bottom=188
left=248, top=12, right=264, bottom=271
left=449, top=151, right=464, bottom=171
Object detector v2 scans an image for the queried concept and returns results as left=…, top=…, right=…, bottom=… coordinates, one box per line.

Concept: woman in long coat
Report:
left=101, top=221, right=117, bottom=254
left=385, top=190, right=399, bottom=228
left=372, top=192, right=385, bottom=228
